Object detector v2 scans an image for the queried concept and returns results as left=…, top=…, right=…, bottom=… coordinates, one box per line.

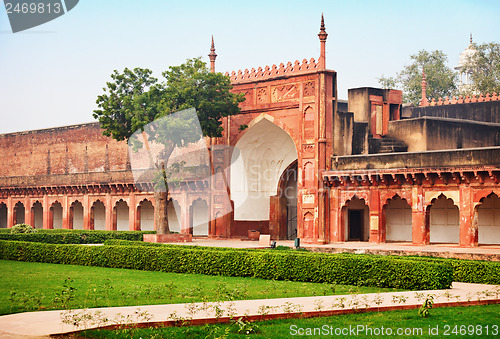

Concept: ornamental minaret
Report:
left=420, top=68, right=429, bottom=107
left=318, top=14, right=328, bottom=69
left=209, top=35, right=217, bottom=73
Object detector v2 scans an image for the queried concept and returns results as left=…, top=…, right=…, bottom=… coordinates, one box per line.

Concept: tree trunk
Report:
left=154, top=191, right=170, bottom=234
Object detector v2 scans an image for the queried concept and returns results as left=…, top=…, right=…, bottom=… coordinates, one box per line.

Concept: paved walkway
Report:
left=0, top=282, right=498, bottom=338
left=178, top=239, right=500, bottom=261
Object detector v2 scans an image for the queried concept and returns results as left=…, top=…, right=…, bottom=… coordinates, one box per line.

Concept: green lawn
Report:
left=0, top=260, right=400, bottom=315
left=79, top=304, right=500, bottom=338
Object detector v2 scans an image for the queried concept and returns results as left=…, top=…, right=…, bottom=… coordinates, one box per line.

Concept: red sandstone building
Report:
left=1, top=18, right=499, bottom=246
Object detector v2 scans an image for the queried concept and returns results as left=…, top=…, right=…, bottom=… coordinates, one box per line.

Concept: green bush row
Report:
left=390, top=255, right=500, bottom=285
left=0, top=230, right=154, bottom=244
left=105, top=240, right=500, bottom=285
left=0, top=240, right=452, bottom=290
left=103, top=239, right=252, bottom=251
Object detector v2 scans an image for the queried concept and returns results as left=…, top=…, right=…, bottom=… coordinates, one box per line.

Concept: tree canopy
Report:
left=378, top=50, right=457, bottom=105
left=464, top=42, right=500, bottom=94
left=93, top=58, right=245, bottom=234
left=93, top=58, right=245, bottom=141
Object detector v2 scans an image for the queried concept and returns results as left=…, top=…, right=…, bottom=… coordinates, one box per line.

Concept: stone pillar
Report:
left=136, top=204, right=142, bottom=231
left=129, top=193, right=137, bottom=231
left=43, top=195, right=50, bottom=229
left=151, top=195, right=156, bottom=232
left=68, top=205, right=74, bottom=229
left=368, top=189, right=382, bottom=243
left=7, top=196, right=13, bottom=228
left=83, top=194, right=90, bottom=230
left=24, top=196, right=31, bottom=226
left=48, top=206, right=54, bottom=229
left=329, top=187, right=341, bottom=242
left=459, top=185, right=476, bottom=247
left=180, top=192, right=191, bottom=234
left=412, top=186, right=428, bottom=245
left=62, top=195, right=69, bottom=229
left=106, top=194, right=113, bottom=231
left=317, top=188, right=327, bottom=243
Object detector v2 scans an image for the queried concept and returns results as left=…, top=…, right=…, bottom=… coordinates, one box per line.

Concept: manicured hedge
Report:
left=390, top=255, right=500, bottom=285
left=0, top=240, right=452, bottom=290
left=0, top=230, right=155, bottom=244
left=103, top=239, right=252, bottom=251
left=105, top=240, right=500, bottom=285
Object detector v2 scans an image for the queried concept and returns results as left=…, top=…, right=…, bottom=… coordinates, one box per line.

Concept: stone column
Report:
left=129, top=193, right=136, bottom=231
left=24, top=196, right=31, bottom=226
left=136, top=204, right=142, bottom=231
left=7, top=196, right=13, bottom=228
left=459, top=185, right=476, bottom=247
left=106, top=194, right=113, bottom=231
left=62, top=195, right=69, bottom=229
left=412, top=186, right=428, bottom=245
left=329, top=187, right=341, bottom=242
left=43, top=195, right=50, bottom=229
left=180, top=191, right=191, bottom=234
left=368, top=189, right=382, bottom=243
left=83, top=194, right=90, bottom=230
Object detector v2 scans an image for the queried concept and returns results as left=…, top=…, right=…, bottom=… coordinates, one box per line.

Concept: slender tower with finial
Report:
left=209, top=36, right=217, bottom=73
left=420, top=68, right=429, bottom=107
left=318, top=14, right=328, bottom=69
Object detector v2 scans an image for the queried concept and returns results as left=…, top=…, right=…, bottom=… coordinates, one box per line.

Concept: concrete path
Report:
left=0, top=282, right=498, bottom=338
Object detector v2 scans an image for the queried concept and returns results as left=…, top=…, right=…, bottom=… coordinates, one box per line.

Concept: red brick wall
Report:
left=0, top=123, right=129, bottom=178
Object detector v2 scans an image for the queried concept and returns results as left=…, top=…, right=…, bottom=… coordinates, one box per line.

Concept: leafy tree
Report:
left=464, top=42, right=500, bottom=94
left=93, top=58, right=245, bottom=234
left=377, top=75, right=397, bottom=90
left=379, top=50, right=457, bottom=105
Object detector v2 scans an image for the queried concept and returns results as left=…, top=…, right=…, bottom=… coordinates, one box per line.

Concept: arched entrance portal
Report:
left=271, top=161, right=298, bottom=239
left=0, top=203, right=7, bottom=228
left=31, top=201, right=43, bottom=229
left=91, top=200, right=106, bottom=230
left=138, top=199, right=154, bottom=231
left=344, top=197, right=369, bottom=241
left=114, top=200, right=129, bottom=231
left=70, top=201, right=84, bottom=230
left=167, top=200, right=181, bottom=233
left=477, top=193, right=500, bottom=245
left=230, top=118, right=297, bottom=237
left=190, top=198, right=209, bottom=236
left=385, top=196, right=412, bottom=242
left=50, top=202, right=63, bottom=229
left=428, top=194, right=459, bottom=244
left=14, top=202, right=25, bottom=225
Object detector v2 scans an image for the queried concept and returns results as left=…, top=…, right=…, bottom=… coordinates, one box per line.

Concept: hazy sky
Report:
left=1, top=0, right=499, bottom=134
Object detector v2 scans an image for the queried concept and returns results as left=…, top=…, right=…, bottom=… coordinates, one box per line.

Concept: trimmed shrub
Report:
left=391, top=255, right=500, bottom=285
left=10, top=224, right=36, bottom=234
left=0, top=240, right=453, bottom=290
left=0, top=230, right=154, bottom=244
left=103, top=239, right=252, bottom=251
left=104, top=240, right=500, bottom=285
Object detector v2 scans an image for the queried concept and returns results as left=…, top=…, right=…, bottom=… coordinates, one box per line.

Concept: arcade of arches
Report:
left=0, top=193, right=211, bottom=235
left=325, top=168, right=500, bottom=246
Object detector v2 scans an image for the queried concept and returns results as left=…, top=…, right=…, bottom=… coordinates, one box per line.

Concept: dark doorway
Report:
left=348, top=209, right=363, bottom=241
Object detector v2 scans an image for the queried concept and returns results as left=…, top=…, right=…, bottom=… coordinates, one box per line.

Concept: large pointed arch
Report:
left=230, top=117, right=298, bottom=221
left=427, top=194, right=459, bottom=244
